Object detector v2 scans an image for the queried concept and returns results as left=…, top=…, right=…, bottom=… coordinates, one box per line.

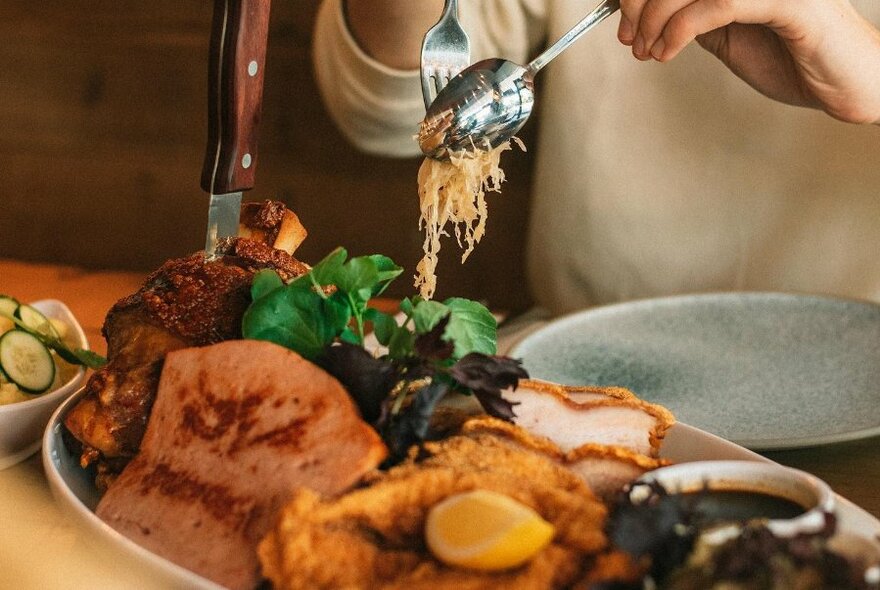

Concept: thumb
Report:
left=694, top=23, right=814, bottom=109
left=695, top=28, right=730, bottom=63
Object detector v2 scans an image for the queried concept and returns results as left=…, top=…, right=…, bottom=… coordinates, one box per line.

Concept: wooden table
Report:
left=0, top=258, right=147, bottom=357
left=1, top=257, right=879, bottom=588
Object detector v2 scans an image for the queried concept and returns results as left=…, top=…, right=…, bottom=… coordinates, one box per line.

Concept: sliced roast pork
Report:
left=564, top=444, right=668, bottom=501
left=503, top=380, right=675, bottom=457
left=494, top=380, right=674, bottom=498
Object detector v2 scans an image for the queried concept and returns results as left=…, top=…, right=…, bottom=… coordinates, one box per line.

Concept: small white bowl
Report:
left=0, top=299, right=88, bottom=469
left=635, top=460, right=880, bottom=580
left=634, top=460, right=835, bottom=538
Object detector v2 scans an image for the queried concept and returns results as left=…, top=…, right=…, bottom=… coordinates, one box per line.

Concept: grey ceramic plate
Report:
left=510, top=292, right=880, bottom=450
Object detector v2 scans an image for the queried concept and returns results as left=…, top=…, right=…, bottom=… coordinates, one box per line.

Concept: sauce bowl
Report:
left=633, top=460, right=835, bottom=537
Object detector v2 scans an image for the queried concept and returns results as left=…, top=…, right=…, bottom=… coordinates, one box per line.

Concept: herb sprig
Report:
left=242, top=247, right=527, bottom=464
left=2, top=313, right=106, bottom=369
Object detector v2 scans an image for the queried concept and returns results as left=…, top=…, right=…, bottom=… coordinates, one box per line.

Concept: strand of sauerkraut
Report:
left=415, top=138, right=524, bottom=299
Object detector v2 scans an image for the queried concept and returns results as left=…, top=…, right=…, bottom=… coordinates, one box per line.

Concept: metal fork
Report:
left=420, top=0, right=471, bottom=110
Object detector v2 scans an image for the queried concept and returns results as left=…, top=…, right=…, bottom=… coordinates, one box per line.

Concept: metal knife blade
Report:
left=205, top=191, right=242, bottom=257
left=201, top=0, right=272, bottom=259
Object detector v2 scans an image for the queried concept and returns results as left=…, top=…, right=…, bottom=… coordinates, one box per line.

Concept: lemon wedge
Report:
left=425, top=489, right=555, bottom=571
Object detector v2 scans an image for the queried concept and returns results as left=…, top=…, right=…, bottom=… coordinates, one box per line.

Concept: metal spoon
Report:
left=418, top=0, right=619, bottom=159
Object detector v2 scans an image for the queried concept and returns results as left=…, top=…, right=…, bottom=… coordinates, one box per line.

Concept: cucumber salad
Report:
left=0, top=295, right=98, bottom=405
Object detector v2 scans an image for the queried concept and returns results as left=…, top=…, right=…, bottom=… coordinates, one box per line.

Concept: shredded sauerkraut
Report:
left=415, top=138, right=525, bottom=299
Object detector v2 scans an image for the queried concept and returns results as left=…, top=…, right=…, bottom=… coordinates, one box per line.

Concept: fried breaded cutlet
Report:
left=259, top=418, right=643, bottom=589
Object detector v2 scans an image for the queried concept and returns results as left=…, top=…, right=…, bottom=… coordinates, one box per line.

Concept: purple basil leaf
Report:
left=414, top=314, right=454, bottom=360
left=449, top=353, right=528, bottom=421
left=606, top=481, right=701, bottom=582
left=381, top=380, right=449, bottom=466
left=396, top=355, right=436, bottom=381
left=316, top=342, right=397, bottom=423
left=472, top=389, right=518, bottom=421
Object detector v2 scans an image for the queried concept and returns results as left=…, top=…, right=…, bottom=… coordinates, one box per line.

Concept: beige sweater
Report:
left=314, top=0, right=880, bottom=314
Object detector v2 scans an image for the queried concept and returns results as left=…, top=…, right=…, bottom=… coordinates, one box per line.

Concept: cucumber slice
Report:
left=15, top=304, right=61, bottom=339
left=0, top=295, right=19, bottom=319
left=0, top=330, right=56, bottom=393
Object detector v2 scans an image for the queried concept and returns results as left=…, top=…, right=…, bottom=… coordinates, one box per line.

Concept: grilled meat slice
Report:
left=96, top=340, right=386, bottom=590
left=64, top=201, right=309, bottom=488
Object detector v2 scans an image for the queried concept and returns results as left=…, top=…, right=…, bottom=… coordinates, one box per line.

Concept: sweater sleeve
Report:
left=312, top=0, right=547, bottom=158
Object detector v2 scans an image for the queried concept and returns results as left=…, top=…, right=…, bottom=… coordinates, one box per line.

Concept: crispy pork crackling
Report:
left=96, top=339, right=387, bottom=590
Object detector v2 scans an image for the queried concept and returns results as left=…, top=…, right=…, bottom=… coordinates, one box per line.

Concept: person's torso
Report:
left=524, top=0, right=880, bottom=313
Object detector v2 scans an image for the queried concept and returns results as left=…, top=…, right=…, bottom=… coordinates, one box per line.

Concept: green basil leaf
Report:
left=367, top=255, right=404, bottom=296
left=387, top=324, right=415, bottom=359
left=307, top=247, right=348, bottom=287
left=339, top=326, right=360, bottom=345
left=251, top=269, right=284, bottom=301
left=412, top=299, right=450, bottom=334
left=355, top=287, right=373, bottom=303
left=324, top=291, right=354, bottom=335
left=242, top=285, right=336, bottom=360
left=443, top=297, right=497, bottom=357
left=335, top=257, right=378, bottom=295
left=365, top=308, right=397, bottom=347
left=399, top=297, right=416, bottom=317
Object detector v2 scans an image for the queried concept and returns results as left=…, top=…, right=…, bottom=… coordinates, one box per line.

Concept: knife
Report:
left=201, top=0, right=272, bottom=259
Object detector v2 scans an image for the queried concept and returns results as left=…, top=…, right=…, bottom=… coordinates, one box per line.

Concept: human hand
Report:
left=617, top=0, right=880, bottom=124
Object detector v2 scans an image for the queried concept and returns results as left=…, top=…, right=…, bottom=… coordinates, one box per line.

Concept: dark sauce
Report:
left=682, top=489, right=806, bottom=523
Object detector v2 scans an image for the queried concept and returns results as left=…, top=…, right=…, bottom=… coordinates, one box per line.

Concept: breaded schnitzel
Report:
left=260, top=418, right=642, bottom=589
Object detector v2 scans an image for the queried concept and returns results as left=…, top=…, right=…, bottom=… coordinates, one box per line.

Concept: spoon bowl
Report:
left=418, top=0, right=619, bottom=160
left=418, top=58, right=534, bottom=159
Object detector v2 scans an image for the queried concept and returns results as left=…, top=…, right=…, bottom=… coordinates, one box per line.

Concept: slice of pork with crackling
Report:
left=495, top=380, right=674, bottom=499
left=458, top=413, right=670, bottom=501
left=96, top=339, right=387, bottom=590
left=63, top=200, right=309, bottom=490
left=563, top=443, right=669, bottom=501
left=502, top=379, right=675, bottom=457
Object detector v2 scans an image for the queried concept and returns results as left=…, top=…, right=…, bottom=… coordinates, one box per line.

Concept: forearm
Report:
left=345, top=0, right=443, bottom=70
left=313, top=0, right=426, bottom=157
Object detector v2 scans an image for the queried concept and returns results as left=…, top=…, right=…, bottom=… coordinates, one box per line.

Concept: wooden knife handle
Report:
left=201, top=0, right=272, bottom=194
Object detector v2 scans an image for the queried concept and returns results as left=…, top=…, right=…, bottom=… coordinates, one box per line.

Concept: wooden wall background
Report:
left=0, top=1, right=536, bottom=312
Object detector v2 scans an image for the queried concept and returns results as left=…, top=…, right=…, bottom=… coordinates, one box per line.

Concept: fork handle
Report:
left=420, top=0, right=465, bottom=110
left=441, top=0, right=459, bottom=19
left=201, top=0, right=272, bottom=195
left=526, top=0, right=619, bottom=76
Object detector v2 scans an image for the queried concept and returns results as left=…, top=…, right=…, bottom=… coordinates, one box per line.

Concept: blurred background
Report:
left=0, top=1, right=536, bottom=312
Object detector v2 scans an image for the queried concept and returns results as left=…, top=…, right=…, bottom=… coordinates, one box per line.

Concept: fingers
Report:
left=621, top=0, right=774, bottom=62
left=645, top=0, right=743, bottom=61
left=623, top=0, right=695, bottom=60
left=618, top=0, right=647, bottom=47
